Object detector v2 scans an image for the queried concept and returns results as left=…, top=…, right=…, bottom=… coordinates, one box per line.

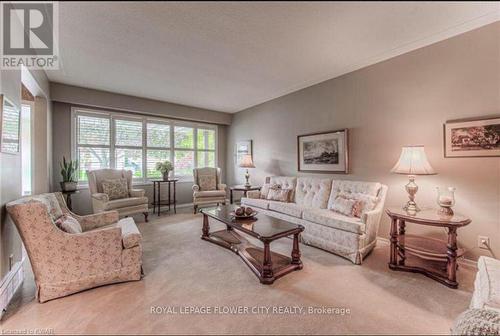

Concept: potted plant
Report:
left=155, top=160, right=174, bottom=181
left=60, top=156, right=79, bottom=191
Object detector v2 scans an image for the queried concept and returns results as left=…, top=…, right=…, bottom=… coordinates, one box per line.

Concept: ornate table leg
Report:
left=152, top=182, right=156, bottom=214
left=157, top=182, right=161, bottom=216
left=389, top=217, right=398, bottom=267
left=168, top=181, right=171, bottom=212
left=66, top=194, right=73, bottom=211
left=398, top=219, right=406, bottom=266
left=202, top=214, right=210, bottom=239
left=447, top=227, right=458, bottom=287
left=173, top=181, right=177, bottom=214
left=291, top=233, right=302, bottom=268
left=262, top=242, right=274, bottom=283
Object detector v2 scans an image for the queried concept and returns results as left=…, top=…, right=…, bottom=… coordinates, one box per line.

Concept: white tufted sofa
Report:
left=242, top=176, right=388, bottom=264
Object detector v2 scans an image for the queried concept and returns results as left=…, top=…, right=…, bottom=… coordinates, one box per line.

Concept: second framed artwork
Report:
left=297, top=129, right=349, bottom=173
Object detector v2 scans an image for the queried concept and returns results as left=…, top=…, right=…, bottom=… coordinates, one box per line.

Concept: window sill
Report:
left=76, top=178, right=194, bottom=190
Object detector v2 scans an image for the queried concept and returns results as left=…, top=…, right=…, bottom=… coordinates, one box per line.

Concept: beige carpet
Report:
left=2, top=209, right=475, bottom=335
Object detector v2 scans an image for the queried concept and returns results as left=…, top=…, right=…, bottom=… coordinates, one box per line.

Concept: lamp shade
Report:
left=239, top=154, right=255, bottom=168
left=391, top=145, right=436, bottom=175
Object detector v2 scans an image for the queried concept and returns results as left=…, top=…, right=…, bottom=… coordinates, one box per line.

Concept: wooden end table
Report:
left=151, top=179, right=178, bottom=215
left=62, top=190, right=79, bottom=211
left=230, top=185, right=261, bottom=204
left=386, top=207, right=471, bottom=288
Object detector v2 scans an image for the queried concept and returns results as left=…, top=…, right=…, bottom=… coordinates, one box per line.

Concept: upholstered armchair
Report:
left=87, top=169, right=149, bottom=222
left=192, top=167, right=227, bottom=213
left=6, top=192, right=143, bottom=303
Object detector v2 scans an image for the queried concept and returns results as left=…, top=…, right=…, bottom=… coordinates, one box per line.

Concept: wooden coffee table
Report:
left=200, top=205, right=304, bottom=284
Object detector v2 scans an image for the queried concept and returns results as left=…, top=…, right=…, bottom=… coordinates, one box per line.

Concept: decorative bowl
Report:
left=230, top=211, right=258, bottom=219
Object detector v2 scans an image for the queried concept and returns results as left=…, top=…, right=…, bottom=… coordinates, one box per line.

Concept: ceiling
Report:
left=48, top=2, right=499, bottom=113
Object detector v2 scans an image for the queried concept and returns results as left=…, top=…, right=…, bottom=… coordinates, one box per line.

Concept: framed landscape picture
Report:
left=297, top=129, right=349, bottom=173
left=235, top=140, right=252, bottom=165
left=444, top=117, right=500, bottom=158
left=0, top=94, right=21, bottom=154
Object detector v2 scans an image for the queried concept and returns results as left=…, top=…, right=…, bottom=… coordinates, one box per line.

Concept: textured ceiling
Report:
left=47, top=2, right=499, bottom=113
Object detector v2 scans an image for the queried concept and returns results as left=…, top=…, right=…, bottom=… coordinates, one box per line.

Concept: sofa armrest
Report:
left=77, top=210, right=120, bottom=231
left=246, top=190, right=261, bottom=199
left=217, top=183, right=227, bottom=191
left=91, top=193, right=109, bottom=202
left=192, top=184, right=200, bottom=192
left=129, top=188, right=145, bottom=197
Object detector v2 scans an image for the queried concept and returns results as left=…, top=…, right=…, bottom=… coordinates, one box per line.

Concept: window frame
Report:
left=71, top=107, right=218, bottom=186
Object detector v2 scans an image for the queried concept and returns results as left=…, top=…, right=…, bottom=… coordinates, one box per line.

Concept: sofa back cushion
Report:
left=328, top=180, right=382, bottom=212
left=295, top=177, right=332, bottom=209
left=267, top=176, right=297, bottom=201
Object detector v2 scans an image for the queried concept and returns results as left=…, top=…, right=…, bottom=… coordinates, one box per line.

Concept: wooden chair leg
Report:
left=194, top=205, right=198, bottom=214
left=143, top=212, right=149, bottom=222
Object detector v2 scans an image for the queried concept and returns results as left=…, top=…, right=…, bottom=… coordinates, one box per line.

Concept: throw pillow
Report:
left=198, top=174, right=217, bottom=191
left=267, top=187, right=292, bottom=202
left=102, top=178, right=129, bottom=200
left=351, top=200, right=365, bottom=218
left=331, top=196, right=357, bottom=216
left=55, top=214, right=83, bottom=234
left=259, top=183, right=272, bottom=199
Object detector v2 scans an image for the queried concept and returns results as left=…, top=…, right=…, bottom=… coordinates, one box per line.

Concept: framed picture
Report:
left=0, top=94, right=21, bottom=154
left=297, top=129, right=349, bottom=173
left=235, top=140, right=252, bottom=165
left=444, top=117, right=500, bottom=158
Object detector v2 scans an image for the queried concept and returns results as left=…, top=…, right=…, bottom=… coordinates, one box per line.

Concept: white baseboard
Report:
left=0, top=258, right=25, bottom=319
left=376, top=237, right=477, bottom=269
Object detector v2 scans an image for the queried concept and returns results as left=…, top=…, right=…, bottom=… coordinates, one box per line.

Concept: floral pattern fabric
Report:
left=198, top=174, right=217, bottom=191
left=6, top=192, right=143, bottom=303
left=102, top=178, right=129, bottom=200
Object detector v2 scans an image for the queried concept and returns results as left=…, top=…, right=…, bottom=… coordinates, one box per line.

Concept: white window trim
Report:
left=71, top=107, right=218, bottom=187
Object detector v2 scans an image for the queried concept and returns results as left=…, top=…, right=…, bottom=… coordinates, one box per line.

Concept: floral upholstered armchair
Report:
left=87, top=169, right=149, bottom=222
left=192, top=167, right=227, bottom=213
left=6, top=192, right=143, bottom=303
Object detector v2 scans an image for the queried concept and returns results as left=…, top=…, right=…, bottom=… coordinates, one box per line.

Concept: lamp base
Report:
left=244, top=169, right=251, bottom=188
left=403, top=175, right=420, bottom=214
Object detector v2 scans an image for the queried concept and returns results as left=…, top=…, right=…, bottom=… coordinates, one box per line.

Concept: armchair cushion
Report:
left=102, top=178, right=129, bottom=200
left=194, top=190, right=226, bottom=198
left=91, top=192, right=109, bottom=202
left=105, top=197, right=148, bottom=211
left=198, top=174, right=217, bottom=191
left=98, top=217, right=141, bottom=249
left=129, top=188, right=145, bottom=198
left=55, top=214, right=82, bottom=234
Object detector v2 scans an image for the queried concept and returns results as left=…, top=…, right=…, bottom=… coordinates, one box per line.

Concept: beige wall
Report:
left=50, top=83, right=232, bottom=125
left=52, top=101, right=228, bottom=215
left=227, top=22, right=500, bottom=261
left=0, top=67, right=51, bottom=280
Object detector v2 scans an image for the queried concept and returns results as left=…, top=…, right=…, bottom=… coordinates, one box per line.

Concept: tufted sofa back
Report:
left=295, top=177, right=332, bottom=209
left=327, top=180, right=382, bottom=210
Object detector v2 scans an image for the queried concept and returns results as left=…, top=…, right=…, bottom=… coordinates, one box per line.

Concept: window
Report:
left=197, top=128, right=216, bottom=168
left=114, top=119, right=143, bottom=178
left=75, top=114, right=111, bottom=181
left=72, top=108, right=217, bottom=183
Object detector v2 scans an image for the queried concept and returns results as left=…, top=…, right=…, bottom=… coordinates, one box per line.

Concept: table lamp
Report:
left=391, top=145, right=436, bottom=213
left=239, top=154, right=255, bottom=187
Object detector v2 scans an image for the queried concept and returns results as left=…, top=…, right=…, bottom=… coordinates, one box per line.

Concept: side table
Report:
left=62, top=190, right=79, bottom=211
left=229, top=185, right=261, bottom=204
left=386, top=207, right=471, bottom=288
left=151, top=179, right=178, bottom=215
